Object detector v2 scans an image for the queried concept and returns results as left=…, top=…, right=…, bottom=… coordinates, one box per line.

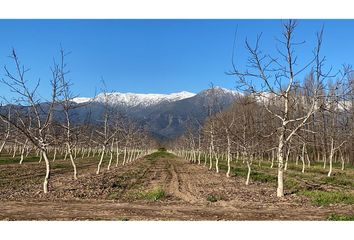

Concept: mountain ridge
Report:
left=81, top=87, right=238, bottom=140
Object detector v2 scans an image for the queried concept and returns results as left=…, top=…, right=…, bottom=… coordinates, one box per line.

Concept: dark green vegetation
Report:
left=300, top=191, right=354, bottom=206
left=0, top=155, right=39, bottom=165
left=327, top=213, right=354, bottom=221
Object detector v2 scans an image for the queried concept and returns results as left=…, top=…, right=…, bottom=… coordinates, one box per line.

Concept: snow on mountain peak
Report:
left=73, top=91, right=196, bottom=107
left=72, top=97, right=91, bottom=104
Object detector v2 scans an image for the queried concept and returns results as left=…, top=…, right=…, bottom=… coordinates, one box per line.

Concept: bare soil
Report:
left=0, top=153, right=352, bottom=220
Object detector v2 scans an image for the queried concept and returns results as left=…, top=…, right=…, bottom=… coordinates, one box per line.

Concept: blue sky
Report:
left=0, top=19, right=353, bottom=99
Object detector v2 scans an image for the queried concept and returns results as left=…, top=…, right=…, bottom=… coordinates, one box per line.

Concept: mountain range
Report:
left=72, top=87, right=239, bottom=140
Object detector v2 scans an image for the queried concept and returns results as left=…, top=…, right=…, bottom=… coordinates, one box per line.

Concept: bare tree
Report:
left=56, top=48, right=79, bottom=180
left=0, top=49, right=62, bottom=193
left=230, top=20, right=330, bottom=197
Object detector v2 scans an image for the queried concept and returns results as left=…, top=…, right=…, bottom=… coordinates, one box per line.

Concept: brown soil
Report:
left=0, top=154, right=352, bottom=220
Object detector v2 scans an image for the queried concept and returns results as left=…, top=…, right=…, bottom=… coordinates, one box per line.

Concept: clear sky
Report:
left=0, top=19, right=353, bottom=100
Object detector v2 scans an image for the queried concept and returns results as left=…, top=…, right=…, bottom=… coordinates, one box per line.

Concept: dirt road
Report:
left=0, top=152, right=352, bottom=220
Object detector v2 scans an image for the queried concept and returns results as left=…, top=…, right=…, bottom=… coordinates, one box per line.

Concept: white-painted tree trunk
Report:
left=0, top=141, right=7, bottom=154
left=245, top=158, right=251, bottom=186
left=122, top=147, right=127, bottom=165
left=115, top=143, right=120, bottom=167
left=301, top=143, right=306, bottom=173
left=107, top=151, right=113, bottom=170
left=107, top=140, right=114, bottom=170
left=64, top=149, right=68, bottom=161
left=226, top=133, right=231, bottom=178
left=67, top=143, right=78, bottom=180
left=284, top=146, right=290, bottom=171
left=96, top=145, right=106, bottom=175
left=276, top=128, right=285, bottom=198
left=42, top=150, right=50, bottom=194
left=52, top=147, right=57, bottom=162
left=12, top=143, right=17, bottom=158
left=25, top=146, right=31, bottom=157
left=215, top=151, right=219, bottom=174
left=327, top=139, right=334, bottom=177
left=208, top=145, right=213, bottom=170
left=19, top=140, right=28, bottom=164
left=323, top=150, right=327, bottom=169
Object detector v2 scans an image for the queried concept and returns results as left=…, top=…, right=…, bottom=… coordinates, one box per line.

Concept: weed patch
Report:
left=107, top=192, right=120, bottom=200
left=140, top=187, right=166, bottom=201
left=206, top=194, right=223, bottom=202
left=299, top=190, right=354, bottom=206
left=327, top=213, right=354, bottom=221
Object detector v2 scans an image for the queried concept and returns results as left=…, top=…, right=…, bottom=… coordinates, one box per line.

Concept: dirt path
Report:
left=0, top=153, right=353, bottom=220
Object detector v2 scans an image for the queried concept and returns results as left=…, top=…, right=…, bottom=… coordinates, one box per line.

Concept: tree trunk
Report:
left=64, top=149, right=68, bottom=161
left=96, top=145, right=106, bottom=175
left=115, top=142, right=120, bottom=167
left=208, top=145, right=213, bottom=170
left=107, top=140, right=114, bottom=170
left=19, top=140, right=28, bottom=164
left=284, top=146, right=290, bottom=171
left=245, top=158, right=251, bottom=185
left=107, top=150, right=113, bottom=170
left=42, top=150, right=50, bottom=194
left=215, top=151, right=219, bottom=174
left=276, top=128, right=285, bottom=198
left=52, top=147, right=57, bottom=162
left=0, top=141, right=6, bottom=155
left=323, top=148, right=327, bottom=169
left=327, top=139, right=334, bottom=177
left=122, top=147, right=127, bottom=165
left=12, top=143, right=17, bottom=158
left=301, top=144, right=306, bottom=174
left=226, top=133, right=231, bottom=177
left=67, top=143, right=78, bottom=180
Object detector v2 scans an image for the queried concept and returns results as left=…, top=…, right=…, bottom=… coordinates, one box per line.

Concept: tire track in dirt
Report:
left=166, top=158, right=200, bottom=204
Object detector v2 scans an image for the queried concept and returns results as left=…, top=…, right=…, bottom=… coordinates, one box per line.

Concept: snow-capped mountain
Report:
left=73, top=91, right=196, bottom=107
left=63, top=87, right=238, bottom=140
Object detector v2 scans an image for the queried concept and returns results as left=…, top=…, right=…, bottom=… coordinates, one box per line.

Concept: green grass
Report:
left=140, top=187, right=166, bottom=201
left=219, top=163, right=277, bottom=184
left=323, top=174, right=354, bottom=188
left=299, top=190, right=354, bottom=206
left=327, top=213, right=354, bottom=221
left=0, top=156, right=40, bottom=165
left=251, top=171, right=277, bottom=183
